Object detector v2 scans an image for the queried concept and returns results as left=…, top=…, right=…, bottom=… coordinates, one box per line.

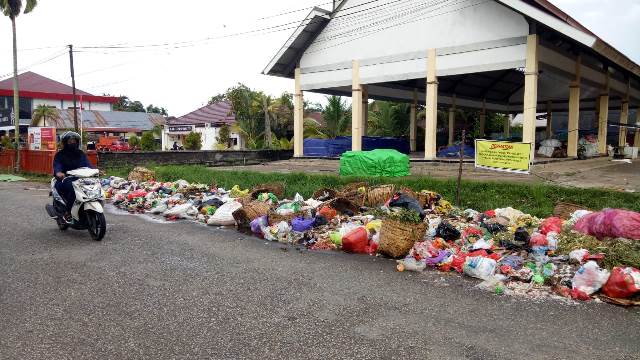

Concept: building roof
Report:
left=168, top=101, right=236, bottom=126
left=0, top=72, right=118, bottom=103
left=43, top=109, right=165, bottom=131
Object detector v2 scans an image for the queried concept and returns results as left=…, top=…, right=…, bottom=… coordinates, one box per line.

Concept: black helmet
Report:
left=61, top=131, right=81, bottom=145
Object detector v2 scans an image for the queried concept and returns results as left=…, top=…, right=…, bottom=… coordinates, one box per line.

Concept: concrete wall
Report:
left=97, top=150, right=293, bottom=168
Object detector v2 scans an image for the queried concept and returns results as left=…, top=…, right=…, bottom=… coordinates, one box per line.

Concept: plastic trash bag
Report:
left=230, top=185, right=249, bottom=198
left=388, top=192, right=424, bottom=217
left=494, top=207, right=525, bottom=225
left=276, top=202, right=301, bottom=215
left=397, top=257, right=427, bottom=272
left=305, top=198, right=323, bottom=209
left=547, top=232, right=559, bottom=251
left=313, top=215, right=328, bottom=227
left=291, top=217, right=315, bottom=232
left=435, top=222, right=460, bottom=241
left=529, top=232, right=548, bottom=247
left=569, top=249, right=590, bottom=264
left=164, top=203, right=196, bottom=219
left=476, top=276, right=508, bottom=295
left=365, top=219, right=383, bottom=234
left=207, top=201, right=242, bottom=226
left=499, top=255, right=524, bottom=270
left=318, top=206, right=337, bottom=221
left=203, top=197, right=225, bottom=208
left=602, top=267, right=640, bottom=299
left=572, top=261, right=610, bottom=295
left=574, top=209, right=640, bottom=240
left=149, top=203, right=168, bottom=214
left=540, top=217, right=563, bottom=235
left=250, top=216, right=268, bottom=236
left=463, top=257, right=497, bottom=280
left=341, top=227, right=369, bottom=254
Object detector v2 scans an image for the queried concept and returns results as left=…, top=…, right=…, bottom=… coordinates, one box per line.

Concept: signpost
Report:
left=474, top=140, right=532, bottom=174
left=168, top=125, right=194, bottom=133
left=28, top=127, right=57, bottom=151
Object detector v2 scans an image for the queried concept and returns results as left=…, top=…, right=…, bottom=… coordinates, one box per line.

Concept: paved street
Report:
left=1, top=181, right=639, bottom=359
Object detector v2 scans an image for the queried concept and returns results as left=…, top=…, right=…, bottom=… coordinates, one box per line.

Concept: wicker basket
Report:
left=377, top=219, right=427, bottom=259
left=232, top=201, right=271, bottom=228
left=553, top=202, right=591, bottom=220
left=127, top=166, right=156, bottom=183
left=365, top=185, right=395, bottom=207
left=313, top=187, right=338, bottom=201
left=250, top=182, right=285, bottom=199
left=339, top=182, right=368, bottom=193
left=267, top=210, right=306, bottom=226
left=322, top=197, right=359, bottom=215
left=339, top=182, right=367, bottom=207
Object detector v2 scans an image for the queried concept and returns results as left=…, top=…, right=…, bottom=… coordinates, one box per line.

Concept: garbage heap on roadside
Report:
left=103, top=170, right=640, bottom=306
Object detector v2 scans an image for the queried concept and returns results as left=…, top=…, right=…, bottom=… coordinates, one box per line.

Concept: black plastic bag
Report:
left=313, top=215, right=328, bottom=227
left=436, top=222, right=461, bottom=241
left=481, top=220, right=506, bottom=234
left=205, top=198, right=224, bottom=208
left=389, top=192, right=424, bottom=218
left=500, top=227, right=530, bottom=250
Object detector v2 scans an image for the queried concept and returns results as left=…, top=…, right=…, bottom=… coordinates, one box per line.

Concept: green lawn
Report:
left=106, top=165, right=640, bottom=218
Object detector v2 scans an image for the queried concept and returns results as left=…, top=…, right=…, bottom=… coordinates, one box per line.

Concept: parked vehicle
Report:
left=45, top=167, right=107, bottom=241
left=96, top=136, right=130, bottom=152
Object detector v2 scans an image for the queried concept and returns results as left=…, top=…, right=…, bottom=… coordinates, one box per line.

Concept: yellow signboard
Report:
left=475, top=140, right=532, bottom=174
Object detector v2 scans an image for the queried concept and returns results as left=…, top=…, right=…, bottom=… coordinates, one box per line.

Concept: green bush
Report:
left=128, top=135, right=140, bottom=148
left=184, top=132, right=202, bottom=150
left=140, top=131, right=156, bottom=151
left=216, top=125, right=231, bottom=148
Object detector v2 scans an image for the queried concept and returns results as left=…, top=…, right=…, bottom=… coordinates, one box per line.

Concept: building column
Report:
left=479, top=99, right=486, bottom=138
left=293, top=67, right=304, bottom=157
left=361, top=85, right=368, bottom=137
left=522, top=34, right=539, bottom=161
left=567, top=55, right=581, bottom=158
left=597, top=71, right=610, bottom=155
left=448, top=95, right=456, bottom=146
left=505, top=114, right=512, bottom=138
left=619, top=80, right=630, bottom=148
left=410, top=89, right=417, bottom=152
left=545, top=101, right=552, bottom=139
left=351, top=60, right=363, bottom=151
left=634, top=110, right=640, bottom=147
left=424, top=48, right=438, bottom=160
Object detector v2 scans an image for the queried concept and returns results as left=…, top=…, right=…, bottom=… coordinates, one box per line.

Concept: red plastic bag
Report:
left=529, top=232, right=548, bottom=247
left=602, top=267, right=640, bottom=299
left=341, top=227, right=369, bottom=254
left=127, top=190, right=147, bottom=201
left=574, top=209, right=640, bottom=240
left=451, top=253, right=468, bottom=273
left=540, top=217, right=563, bottom=235
left=318, top=206, right=337, bottom=221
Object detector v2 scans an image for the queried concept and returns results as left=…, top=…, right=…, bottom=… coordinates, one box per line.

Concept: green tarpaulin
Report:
left=339, top=149, right=410, bottom=177
left=0, top=174, right=27, bottom=182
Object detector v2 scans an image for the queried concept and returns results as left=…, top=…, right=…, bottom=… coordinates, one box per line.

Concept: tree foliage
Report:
left=110, top=95, right=169, bottom=115
left=367, top=101, right=410, bottom=137
left=31, top=104, right=56, bottom=126
left=128, top=135, right=140, bottom=149
left=146, top=104, right=168, bottom=116
left=140, top=131, right=156, bottom=151
left=216, top=124, right=231, bottom=148
left=321, top=95, right=351, bottom=138
left=183, top=131, right=202, bottom=150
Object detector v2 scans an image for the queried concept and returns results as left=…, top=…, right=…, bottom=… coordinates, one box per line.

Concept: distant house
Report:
left=0, top=72, right=118, bottom=125
left=162, top=101, right=242, bottom=150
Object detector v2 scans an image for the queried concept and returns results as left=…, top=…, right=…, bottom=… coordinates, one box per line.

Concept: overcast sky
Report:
left=0, top=0, right=638, bottom=116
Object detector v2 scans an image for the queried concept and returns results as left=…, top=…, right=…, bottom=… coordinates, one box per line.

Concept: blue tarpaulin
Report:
left=436, top=143, right=475, bottom=158
left=304, top=136, right=410, bottom=157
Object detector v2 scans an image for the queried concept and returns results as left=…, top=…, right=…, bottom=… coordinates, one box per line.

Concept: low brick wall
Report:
left=97, top=150, right=293, bottom=168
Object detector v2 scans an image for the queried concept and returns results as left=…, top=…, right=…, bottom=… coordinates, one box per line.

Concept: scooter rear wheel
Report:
left=86, top=210, right=106, bottom=241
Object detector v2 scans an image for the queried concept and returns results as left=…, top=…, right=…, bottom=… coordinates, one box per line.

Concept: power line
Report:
left=0, top=49, right=67, bottom=80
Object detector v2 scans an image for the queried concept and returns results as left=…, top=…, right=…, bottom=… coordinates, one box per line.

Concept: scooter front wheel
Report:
left=86, top=210, right=106, bottom=241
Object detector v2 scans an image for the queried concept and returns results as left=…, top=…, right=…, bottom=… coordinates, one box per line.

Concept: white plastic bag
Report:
left=149, top=202, right=168, bottom=214
left=572, top=261, right=610, bottom=295
left=569, top=249, right=589, bottom=264
left=396, top=257, right=426, bottom=272
left=207, top=201, right=242, bottom=226
left=163, top=203, right=195, bottom=219
left=463, top=257, right=497, bottom=280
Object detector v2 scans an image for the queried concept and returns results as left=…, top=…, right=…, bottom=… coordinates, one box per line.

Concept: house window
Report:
left=232, top=138, right=238, bottom=146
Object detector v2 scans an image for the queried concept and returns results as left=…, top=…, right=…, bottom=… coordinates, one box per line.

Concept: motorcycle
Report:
left=45, top=167, right=107, bottom=241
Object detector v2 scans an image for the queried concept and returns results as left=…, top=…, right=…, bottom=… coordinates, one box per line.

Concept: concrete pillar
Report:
left=361, top=85, right=368, bottom=136
left=597, top=71, right=610, bottom=155
left=479, top=99, right=486, bottom=138
left=545, top=101, right=552, bottom=139
left=410, top=89, right=417, bottom=152
left=448, top=95, right=456, bottom=146
left=522, top=34, right=539, bottom=160
left=619, top=81, right=630, bottom=148
left=424, top=48, right=438, bottom=160
left=634, top=110, right=640, bottom=147
left=505, top=114, right=511, bottom=138
left=293, top=67, right=304, bottom=157
left=351, top=60, right=363, bottom=151
left=567, top=55, right=581, bottom=158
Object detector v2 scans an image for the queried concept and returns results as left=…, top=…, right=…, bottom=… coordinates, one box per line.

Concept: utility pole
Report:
left=263, top=96, right=272, bottom=148
left=68, top=44, right=78, bottom=131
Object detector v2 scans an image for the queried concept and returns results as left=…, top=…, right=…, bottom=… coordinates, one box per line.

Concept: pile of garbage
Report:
left=103, top=170, right=640, bottom=306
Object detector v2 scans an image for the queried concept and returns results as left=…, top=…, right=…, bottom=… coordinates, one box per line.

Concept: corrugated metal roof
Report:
left=46, top=109, right=165, bottom=130
left=168, top=101, right=236, bottom=126
left=0, top=71, right=93, bottom=95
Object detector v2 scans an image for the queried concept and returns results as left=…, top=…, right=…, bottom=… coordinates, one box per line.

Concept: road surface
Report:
left=1, top=181, right=639, bottom=359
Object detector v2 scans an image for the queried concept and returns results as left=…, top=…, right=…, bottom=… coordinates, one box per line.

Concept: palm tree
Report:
left=32, top=104, right=56, bottom=127
left=367, top=101, right=410, bottom=137
left=321, top=95, right=351, bottom=138
left=1, top=0, right=37, bottom=172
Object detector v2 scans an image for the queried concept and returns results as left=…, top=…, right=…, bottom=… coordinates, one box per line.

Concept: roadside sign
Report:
left=168, top=125, right=194, bottom=134
left=474, top=140, right=532, bottom=174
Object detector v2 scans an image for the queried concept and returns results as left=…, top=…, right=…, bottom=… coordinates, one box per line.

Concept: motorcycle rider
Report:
left=53, top=132, right=93, bottom=219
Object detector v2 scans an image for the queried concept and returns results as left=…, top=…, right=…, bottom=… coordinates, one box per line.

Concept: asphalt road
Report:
left=1, top=182, right=639, bottom=359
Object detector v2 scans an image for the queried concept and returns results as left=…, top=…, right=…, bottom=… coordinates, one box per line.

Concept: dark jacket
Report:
left=53, top=149, right=93, bottom=176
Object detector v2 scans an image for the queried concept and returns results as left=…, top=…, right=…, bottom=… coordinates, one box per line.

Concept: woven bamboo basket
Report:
left=339, top=182, right=367, bottom=207
left=377, top=220, right=428, bottom=259
left=553, top=202, right=591, bottom=220
left=232, top=201, right=271, bottom=228
left=250, top=182, right=285, bottom=199
left=313, top=187, right=338, bottom=201
left=267, top=210, right=306, bottom=226
left=127, top=166, right=156, bottom=183
left=365, top=185, right=395, bottom=207
left=322, top=197, right=359, bottom=215
left=339, top=182, right=368, bottom=193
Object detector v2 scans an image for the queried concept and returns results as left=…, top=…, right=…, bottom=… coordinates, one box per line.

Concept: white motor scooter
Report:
left=45, top=167, right=107, bottom=241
